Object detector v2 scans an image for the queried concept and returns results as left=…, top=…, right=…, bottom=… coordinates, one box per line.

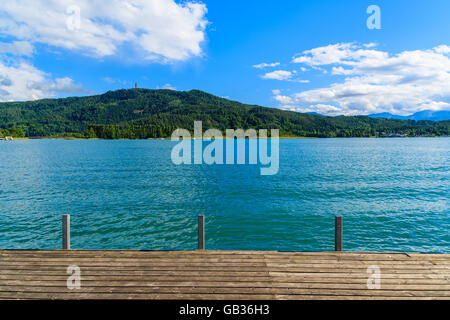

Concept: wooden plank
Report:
left=0, top=285, right=449, bottom=297
left=4, top=250, right=449, bottom=257
left=0, top=265, right=447, bottom=275
left=0, top=272, right=440, bottom=283
left=0, top=271, right=447, bottom=282
left=0, top=269, right=272, bottom=277
left=0, top=265, right=447, bottom=276
left=1, top=280, right=449, bottom=291
left=2, top=250, right=448, bottom=261
left=1, top=274, right=448, bottom=285
left=2, top=256, right=449, bottom=265
left=0, top=291, right=277, bottom=300
left=1, top=260, right=448, bottom=270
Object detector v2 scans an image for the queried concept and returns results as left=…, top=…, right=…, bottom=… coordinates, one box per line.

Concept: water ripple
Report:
left=0, top=138, right=448, bottom=252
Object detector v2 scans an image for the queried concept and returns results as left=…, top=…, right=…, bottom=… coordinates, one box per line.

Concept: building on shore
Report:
left=382, top=133, right=408, bottom=138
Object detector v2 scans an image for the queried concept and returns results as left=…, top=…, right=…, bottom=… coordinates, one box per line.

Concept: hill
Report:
left=0, top=89, right=449, bottom=138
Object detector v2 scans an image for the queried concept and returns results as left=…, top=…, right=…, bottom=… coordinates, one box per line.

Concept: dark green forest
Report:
left=0, top=89, right=449, bottom=138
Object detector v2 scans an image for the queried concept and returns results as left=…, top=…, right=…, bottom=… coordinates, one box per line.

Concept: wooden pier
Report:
left=0, top=249, right=449, bottom=300
left=1, top=215, right=448, bottom=300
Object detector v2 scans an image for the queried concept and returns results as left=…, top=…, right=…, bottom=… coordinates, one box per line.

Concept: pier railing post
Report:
left=198, top=215, right=205, bottom=250
left=335, top=216, right=342, bottom=251
left=62, top=214, right=70, bottom=250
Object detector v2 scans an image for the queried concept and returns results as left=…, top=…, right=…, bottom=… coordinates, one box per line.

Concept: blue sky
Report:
left=0, top=0, right=449, bottom=116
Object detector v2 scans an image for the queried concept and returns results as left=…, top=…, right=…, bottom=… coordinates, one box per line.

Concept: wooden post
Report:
left=62, top=215, right=70, bottom=250
left=335, top=216, right=342, bottom=251
left=198, top=215, right=205, bottom=250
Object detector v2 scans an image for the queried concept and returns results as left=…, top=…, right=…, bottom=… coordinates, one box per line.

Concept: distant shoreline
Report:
left=3, top=136, right=448, bottom=141
left=13, top=136, right=319, bottom=140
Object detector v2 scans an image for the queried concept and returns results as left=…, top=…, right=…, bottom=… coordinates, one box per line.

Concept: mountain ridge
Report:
left=308, top=110, right=450, bottom=121
left=368, top=110, right=450, bottom=121
left=0, top=88, right=448, bottom=138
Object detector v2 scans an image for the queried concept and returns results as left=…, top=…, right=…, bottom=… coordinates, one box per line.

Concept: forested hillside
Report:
left=0, top=89, right=448, bottom=138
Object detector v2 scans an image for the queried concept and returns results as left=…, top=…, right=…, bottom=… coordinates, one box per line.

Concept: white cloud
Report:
left=253, top=62, right=280, bottom=68
left=293, top=43, right=351, bottom=65
left=0, top=60, right=86, bottom=101
left=292, top=43, right=387, bottom=66
left=363, top=42, right=377, bottom=48
left=276, top=43, right=450, bottom=116
left=433, top=45, right=450, bottom=54
left=0, top=41, right=34, bottom=56
left=0, top=0, right=208, bottom=62
left=162, top=83, right=176, bottom=90
left=274, top=95, right=295, bottom=104
left=272, top=89, right=281, bottom=95
left=28, top=77, right=85, bottom=93
left=261, top=69, right=309, bottom=82
left=262, top=70, right=292, bottom=80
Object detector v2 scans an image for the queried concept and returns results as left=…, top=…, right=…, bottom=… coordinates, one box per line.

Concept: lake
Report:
left=0, top=138, right=448, bottom=252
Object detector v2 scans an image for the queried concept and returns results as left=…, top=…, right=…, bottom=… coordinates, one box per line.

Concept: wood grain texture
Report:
left=0, top=250, right=448, bottom=300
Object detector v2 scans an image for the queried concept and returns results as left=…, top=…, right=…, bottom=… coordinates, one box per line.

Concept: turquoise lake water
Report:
left=0, top=138, right=448, bottom=252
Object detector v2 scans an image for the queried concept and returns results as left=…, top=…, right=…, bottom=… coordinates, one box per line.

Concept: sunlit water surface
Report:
left=0, top=138, right=448, bottom=252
